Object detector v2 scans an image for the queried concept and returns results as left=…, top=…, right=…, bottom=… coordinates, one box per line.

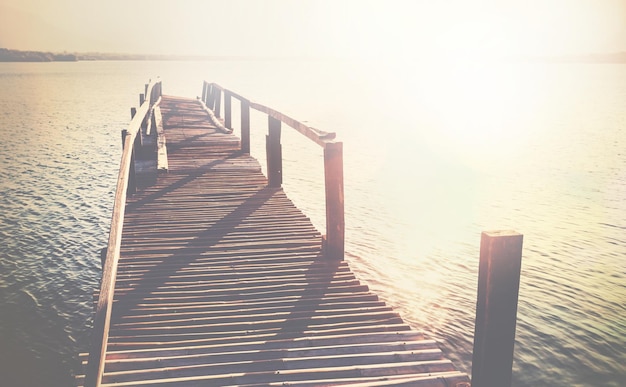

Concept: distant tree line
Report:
left=0, top=48, right=77, bottom=62
left=3, top=47, right=624, bottom=63
left=0, top=48, right=241, bottom=62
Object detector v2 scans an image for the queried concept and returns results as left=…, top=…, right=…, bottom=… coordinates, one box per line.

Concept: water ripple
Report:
left=1, top=61, right=625, bottom=387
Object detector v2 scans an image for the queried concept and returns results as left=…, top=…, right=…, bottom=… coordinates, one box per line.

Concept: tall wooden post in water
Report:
left=240, top=100, right=251, bottom=154
left=323, top=142, right=344, bottom=260
left=224, top=91, right=232, bottom=129
left=471, top=230, right=523, bottom=387
left=213, top=87, right=221, bottom=118
left=266, top=116, right=282, bottom=187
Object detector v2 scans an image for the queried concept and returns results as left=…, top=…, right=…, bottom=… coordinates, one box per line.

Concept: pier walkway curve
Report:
left=78, top=85, right=471, bottom=386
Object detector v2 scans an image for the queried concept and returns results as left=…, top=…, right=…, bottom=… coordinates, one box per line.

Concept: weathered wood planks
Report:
left=78, top=95, right=469, bottom=387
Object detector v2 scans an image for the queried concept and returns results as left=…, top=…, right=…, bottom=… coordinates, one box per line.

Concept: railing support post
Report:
left=202, top=81, right=207, bottom=104
left=266, top=116, right=282, bottom=188
left=323, top=142, right=344, bottom=260
left=241, top=100, right=251, bottom=154
left=207, top=84, right=214, bottom=109
left=150, top=83, right=157, bottom=104
left=224, top=91, right=232, bottom=129
left=471, top=230, right=523, bottom=387
left=99, top=247, right=107, bottom=272
left=213, top=87, right=221, bottom=118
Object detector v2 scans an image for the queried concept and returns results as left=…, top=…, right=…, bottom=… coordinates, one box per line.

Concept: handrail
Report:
left=84, top=78, right=162, bottom=387
left=250, top=102, right=337, bottom=147
left=204, top=82, right=336, bottom=147
left=201, top=80, right=344, bottom=260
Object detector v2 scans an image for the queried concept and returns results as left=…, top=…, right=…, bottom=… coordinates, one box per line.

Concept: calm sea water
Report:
left=0, top=60, right=624, bottom=386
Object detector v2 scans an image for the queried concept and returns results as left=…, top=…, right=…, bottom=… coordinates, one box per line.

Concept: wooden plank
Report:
left=79, top=94, right=469, bottom=387
left=106, top=331, right=429, bottom=357
left=106, top=323, right=414, bottom=346
left=102, top=351, right=449, bottom=381
left=100, top=360, right=457, bottom=386
left=106, top=339, right=439, bottom=364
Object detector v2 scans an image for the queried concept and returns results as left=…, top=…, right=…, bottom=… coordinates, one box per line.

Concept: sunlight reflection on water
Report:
left=0, top=60, right=624, bottom=386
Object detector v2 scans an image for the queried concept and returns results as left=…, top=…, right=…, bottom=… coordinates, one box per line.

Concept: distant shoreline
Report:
left=0, top=48, right=78, bottom=62
left=0, top=48, right=256, bottom=62
left=1, top=47, right=625, bottom=63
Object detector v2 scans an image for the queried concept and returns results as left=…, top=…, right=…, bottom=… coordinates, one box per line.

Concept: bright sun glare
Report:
left=317, top=0, right=625, bottom=172
left=320, top=0, right=625, bottom=60
left=423, top=62, right=538, bottom=165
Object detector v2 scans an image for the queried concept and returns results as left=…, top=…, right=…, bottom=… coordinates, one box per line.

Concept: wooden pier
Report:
left=77, top=79, right=478, bottom=386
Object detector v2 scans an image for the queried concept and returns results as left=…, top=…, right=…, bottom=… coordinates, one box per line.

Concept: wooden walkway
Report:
left=79, top=94, right=470, bottom=386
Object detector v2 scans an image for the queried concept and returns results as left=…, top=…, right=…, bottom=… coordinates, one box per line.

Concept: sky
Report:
left=0, top=0, right=625, bottom=58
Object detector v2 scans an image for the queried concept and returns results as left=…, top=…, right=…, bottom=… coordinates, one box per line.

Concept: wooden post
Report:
left=130, top=107, right=143, bottom=147
left=121, top=129, right=127, bottom=149
left=214, top=88, right=221, bottom=118
left=241, top=99, right=251, bottom=154
left=471, top=230, right=523, bottom=387
left=207, top=84, right=214, bottom=109
left=100, top=247, right=107, bottom=271
left=150, top=83, right=157, bottom=107
left=266, top=116, right=282, bottom=187
left=224, top=91, right=232, bottom=129
left=145, top=82, right=151, bottom=104
left=139, top=110, right=147, bottom=147
left=139, top=93, right=145, bottom=106
left=323, top=142, right=345, bottom=260
left=202, top=81, right=207, bottom=104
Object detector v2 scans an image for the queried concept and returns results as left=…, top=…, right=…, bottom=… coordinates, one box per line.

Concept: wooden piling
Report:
left=213, top=87, right=221, bottom=118
left=266, top=115, right=282, bottom=187
left=206, top=84, right=213, bottom=109
left=153, top=82, right=161, bottom=103
left=99, top=247, right=107, bottom=271
left=471, top=230, right=523, bottom=387
left=224, top=91, right=232, bottom=129
left=323, top=142, right=345, bottom=260
left=241, top=99, right=251, bottom=154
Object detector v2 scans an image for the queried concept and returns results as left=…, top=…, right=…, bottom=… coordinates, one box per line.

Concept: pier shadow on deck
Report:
left=78, top=95, right=470, bottom=386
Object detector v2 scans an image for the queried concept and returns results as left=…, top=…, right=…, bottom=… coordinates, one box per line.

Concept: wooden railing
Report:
left=201, top=81, right=345, bottom=260
left=82, top=79, right=524, bottom=387
left=201, top=82, right=525, bottom=386
left=84, top=79, right=162, bottom=387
